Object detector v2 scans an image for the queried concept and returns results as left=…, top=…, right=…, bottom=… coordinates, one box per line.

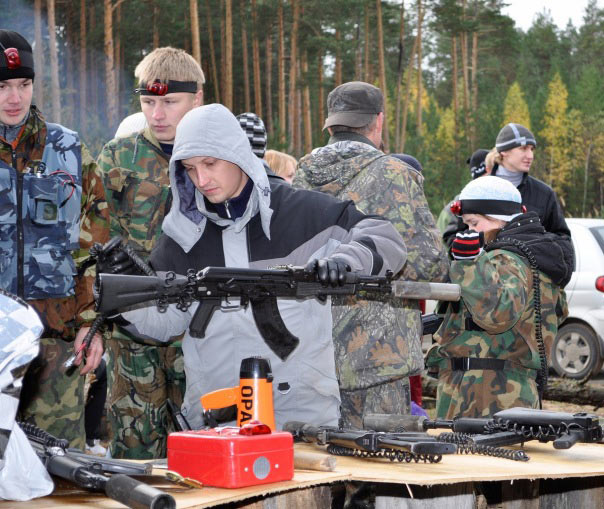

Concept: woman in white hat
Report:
left=426, top=176, right=573, bottom=419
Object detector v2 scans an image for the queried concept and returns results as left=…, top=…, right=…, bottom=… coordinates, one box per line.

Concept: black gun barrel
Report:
left=364, top=413, right=490, bottom=434
left=43, top=452, right=175, bottom=509
left=105, top=474, right=176, bottom=509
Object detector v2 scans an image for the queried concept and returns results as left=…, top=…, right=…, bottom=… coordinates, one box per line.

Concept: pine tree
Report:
left=540, top=72, right=571, bottom=197
left=503, top=82, right=531, bottom=129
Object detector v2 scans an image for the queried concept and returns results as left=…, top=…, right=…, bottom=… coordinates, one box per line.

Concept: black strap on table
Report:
left=450, top=357, right=507, bottom=371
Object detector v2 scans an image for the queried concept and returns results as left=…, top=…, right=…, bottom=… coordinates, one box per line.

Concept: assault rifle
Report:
left=95, top=266, right=461, bottom=360
left=21, top=421, right=176, bottom=509
left=283, top=421, right=457, bottom=463
left=364, top=407, right=604, bottom=461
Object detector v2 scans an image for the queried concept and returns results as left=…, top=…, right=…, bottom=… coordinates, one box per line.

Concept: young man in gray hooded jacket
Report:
left=118, top=104, right=407, bottom=429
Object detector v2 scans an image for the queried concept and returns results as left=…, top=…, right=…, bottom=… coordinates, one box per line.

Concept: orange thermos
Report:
left=200, top=357, right=276, bottom=430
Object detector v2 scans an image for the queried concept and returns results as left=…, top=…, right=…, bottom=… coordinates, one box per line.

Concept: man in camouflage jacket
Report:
left=0, top=30, right=109, bottom=449
left=96, top=47, right=204, bottom=458
left=295, top=82, right=449, bottom=428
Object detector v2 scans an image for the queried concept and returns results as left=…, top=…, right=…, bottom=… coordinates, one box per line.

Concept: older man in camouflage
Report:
left=0, top=30, right=109, bottom=450
left=295, top=81, right=449, bottom=428
left=97, top=47, right=204, bottom=459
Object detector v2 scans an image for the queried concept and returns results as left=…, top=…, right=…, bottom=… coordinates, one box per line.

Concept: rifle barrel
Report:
left=391, top=281, right=460, bottom=301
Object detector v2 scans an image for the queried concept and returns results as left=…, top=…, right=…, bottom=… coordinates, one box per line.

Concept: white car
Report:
left=551, top=218, right=604, bottom=380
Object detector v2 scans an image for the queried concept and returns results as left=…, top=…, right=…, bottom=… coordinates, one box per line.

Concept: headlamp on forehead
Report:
left=0, top=41, right=23, bottom=70
left=3, top=47, right=21, bottom=69
left=135, top=79, right=198, bottom=96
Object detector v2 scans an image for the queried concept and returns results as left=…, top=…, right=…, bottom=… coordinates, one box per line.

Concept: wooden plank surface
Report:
left=3, top=441, right=604, bottom=508
left=295, top=440, right=604, bottom=485
left=0, top=470, right=348, bottom=509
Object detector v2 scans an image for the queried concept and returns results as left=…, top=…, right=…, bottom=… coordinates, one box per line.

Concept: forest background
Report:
left=3, top=0, right=604, bottom=217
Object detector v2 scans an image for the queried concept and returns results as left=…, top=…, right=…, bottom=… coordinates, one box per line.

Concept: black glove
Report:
left=94, top=237, right=136, bottom=275
left=451, top=230, right=484, bottom=260
left=305, top=257, right=351, bottom=287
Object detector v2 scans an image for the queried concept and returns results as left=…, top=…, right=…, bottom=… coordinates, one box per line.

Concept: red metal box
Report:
left=167, top=427, right=294, bottom=488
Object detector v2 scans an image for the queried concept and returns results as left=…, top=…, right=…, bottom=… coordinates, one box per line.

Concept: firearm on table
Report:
left=21, top=421, right=175, bottom=509
left=282, top=421, right=457, bottom=464
left=95, top=265, right=461, bottom=361
left=364, top=407, right=604, bottom=460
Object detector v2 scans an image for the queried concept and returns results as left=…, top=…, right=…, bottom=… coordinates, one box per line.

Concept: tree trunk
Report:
left=33, top=0, right=44, bottom=111
left=79, top=0, right=87, bottom=130
left=364, top=4, right=371, bottom=82
left=394, top=0, right=405, bottom=153
left=317, top=50, right=325, bottom=137
left=288, top=0, right=299, bottom=152
left=582, top=141, right=593, bottom=217
left=115, top=2, right=122, bottom=117
left=152, top=1, right=159, bottom=48
left=206, top=0, right=220, bottom=103
left=376, top=0, right=389, bottom=150
left=334, top=28, right=342, bottom=87
left=224, top=0, right=233, bottom=110
left=190, top=0, right=201, bottom=64
left=265, top=31, right=273, bottom=134
left=48, top=0, right=61, bottom=123
left=470, top=30, right=478, bottom=148
left=277, top=0, right=286, bottom=145
left=240, top=0, right=251, bottom=112
left=103, top=0, right=116, bottom=128
left=295, top=76, right=302, bottom=156
left=184, top=7, right=190, bottom=52
left=416, top=0, right=423, bottom=137
left=355, top=11, right=362, bottom=80
left=89, top=3, right=98, bottom=120
left=451, top=35, right=459, bottom=167
left=301, top=50, right=312, bottom=155
left=251, top=0, right=262, bottom=117
left=220, top=0, right=226, bottom=105
left=544, top=377, right=604, bottom=407
left=460, top=0, right=470, bottom=140
left=65, top=8, right=76, bottom=127
left=400, top=8, right=423, bottom=151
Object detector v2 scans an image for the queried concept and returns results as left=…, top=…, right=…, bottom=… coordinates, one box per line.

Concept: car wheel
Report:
left=552, top=323, right=602, bottom=380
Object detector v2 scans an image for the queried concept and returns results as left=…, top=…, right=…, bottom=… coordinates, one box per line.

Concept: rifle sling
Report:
left=251, top=296, right=300, bottom=361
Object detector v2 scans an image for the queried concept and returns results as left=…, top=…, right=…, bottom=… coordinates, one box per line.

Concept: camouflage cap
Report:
left=324, top=81, right=383, bottom=129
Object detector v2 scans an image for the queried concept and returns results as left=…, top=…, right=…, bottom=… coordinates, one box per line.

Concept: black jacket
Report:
left=511, top=171, right=570, bottom=237
left=486, top=212, right=574, bottom=288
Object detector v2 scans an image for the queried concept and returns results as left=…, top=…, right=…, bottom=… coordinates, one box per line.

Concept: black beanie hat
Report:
left=391, top=153, right=423, bottom=173
left=236, top=112, right=267, bottom=159
left=0, top=30, right=34, bottom=81
left=467, top=149, right=489, bottom=179
left=495, top=123, right=536, bottom=153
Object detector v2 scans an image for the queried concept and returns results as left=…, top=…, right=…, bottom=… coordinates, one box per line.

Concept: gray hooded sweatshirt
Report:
left=124, top=104, right=407, bottom=429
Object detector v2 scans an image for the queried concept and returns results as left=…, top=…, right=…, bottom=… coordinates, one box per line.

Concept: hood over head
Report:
left=162, top=104, right=273, bottom=252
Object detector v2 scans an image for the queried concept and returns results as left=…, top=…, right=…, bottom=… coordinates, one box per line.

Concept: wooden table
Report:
left=2, top=441, right=604, bottom=508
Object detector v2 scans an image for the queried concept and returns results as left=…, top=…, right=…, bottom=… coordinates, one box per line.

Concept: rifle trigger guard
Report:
left=220, top=297, right=241, bottom=311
